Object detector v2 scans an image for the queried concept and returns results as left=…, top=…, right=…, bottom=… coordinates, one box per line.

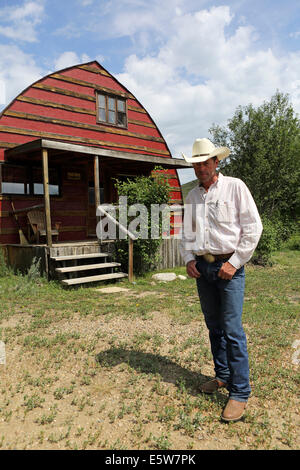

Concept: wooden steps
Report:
left=61, top=272, right=128, bottom=286
left=50, top=250, right=127, bottom=286
left=55, top=262, right=121, bottom=273
left=51, top=253, right=108, bottom=262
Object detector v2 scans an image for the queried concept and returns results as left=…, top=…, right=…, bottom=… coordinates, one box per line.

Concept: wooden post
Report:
left=94, top=155, right=101, bottom=209
left=94, top=156, right=101, bottom=236
left=42, top=148, right=52, bottom=247
left=128, top=237, right=133, bottom=282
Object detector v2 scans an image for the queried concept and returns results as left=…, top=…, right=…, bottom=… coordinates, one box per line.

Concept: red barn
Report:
left=0, top=61, right=190, bottom=284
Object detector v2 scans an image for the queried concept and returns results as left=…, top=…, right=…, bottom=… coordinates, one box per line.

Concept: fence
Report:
left=155, top=236, right=185, bottom=269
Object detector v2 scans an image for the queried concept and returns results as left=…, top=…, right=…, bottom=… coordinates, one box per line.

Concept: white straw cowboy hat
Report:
left=182, top=138, right=230, bottom=163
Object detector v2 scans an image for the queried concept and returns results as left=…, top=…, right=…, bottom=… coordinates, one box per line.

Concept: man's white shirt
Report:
left=179, top=173, right=263, bottom=269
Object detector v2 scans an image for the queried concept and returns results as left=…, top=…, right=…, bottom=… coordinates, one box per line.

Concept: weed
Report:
left=23, top=393, right=45, bottom=412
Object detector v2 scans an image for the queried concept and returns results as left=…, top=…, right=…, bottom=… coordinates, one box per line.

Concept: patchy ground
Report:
left=0, top=251, right=299, bottom=450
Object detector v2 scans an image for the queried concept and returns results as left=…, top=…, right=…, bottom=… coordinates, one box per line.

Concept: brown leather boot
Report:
left=199, top=378, right=227, bottom=394
left=221, top=399, right=247, bottom=422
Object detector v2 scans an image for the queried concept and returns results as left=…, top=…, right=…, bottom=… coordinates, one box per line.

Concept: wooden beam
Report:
left=0, top=125, right=170, bottom=156
left=127, top=105, right=147, bottom=114
left=17, top=95, right=96, bottom=116
left=78, top=64, right=111, bottom=77
left=42, top=148, right=52, bottom=247
left=128, top=237, right=134, bottom=282
left=50, top=73, right=134, bottom=99
left=4, top=139, right=192, bottom=168
left=32, top=83, right=96, bottom=102
left=17, top=96, right=154, bottom=127
left=4, top=110, right=164, bottom=143
left=94, top=155, right=101, bottom=220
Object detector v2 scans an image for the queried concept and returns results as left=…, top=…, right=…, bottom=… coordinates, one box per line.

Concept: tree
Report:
left=209, top=91, right=300, bottom=224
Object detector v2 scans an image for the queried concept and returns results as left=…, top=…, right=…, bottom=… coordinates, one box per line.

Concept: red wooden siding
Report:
left=0, top=61, right=183, bottom=242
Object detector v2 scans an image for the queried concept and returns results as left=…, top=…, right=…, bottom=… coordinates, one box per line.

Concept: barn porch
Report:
left=1, top=138, right=190, bottom=285
left=2, top=238, right=125, bottom=286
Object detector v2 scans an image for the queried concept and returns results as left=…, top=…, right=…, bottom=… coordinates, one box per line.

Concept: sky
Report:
left=0, top=0, right=299, bottom=184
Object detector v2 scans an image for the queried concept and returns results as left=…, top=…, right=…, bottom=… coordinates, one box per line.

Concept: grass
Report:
left=0, top=249, right=299, bottom=450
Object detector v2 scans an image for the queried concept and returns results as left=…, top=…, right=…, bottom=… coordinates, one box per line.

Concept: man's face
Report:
left=193, top=157, right=219, bottom=185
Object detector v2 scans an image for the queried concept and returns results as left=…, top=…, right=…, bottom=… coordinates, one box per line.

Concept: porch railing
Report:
left=96, top=206, right=137, bottom=282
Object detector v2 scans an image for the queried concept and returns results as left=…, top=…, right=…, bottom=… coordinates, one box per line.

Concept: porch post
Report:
left=94, top=156, right=101, bottom=208
left=42, top=148, right=52, bottom=247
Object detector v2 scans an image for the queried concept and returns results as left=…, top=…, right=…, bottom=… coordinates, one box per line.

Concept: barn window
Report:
left=0, top=164, right=61, bottom=196
left=1, top=164, right=30, bottom=195
left=97, top=93, right=127, bottom=128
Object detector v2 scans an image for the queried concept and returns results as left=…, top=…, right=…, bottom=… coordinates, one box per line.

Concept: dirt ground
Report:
left=0, top=286, right=299, bottom=451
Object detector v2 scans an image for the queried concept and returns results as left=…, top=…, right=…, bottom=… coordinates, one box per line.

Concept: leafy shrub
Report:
left=112, top=167, right=171, bottom=275
left=282, top=232, right=300, bottom=251
left=26, top=257, right=42, bottom=281
left=252, top=217, right=278, bottom=265
left=252, top=216, right=299, bottom=265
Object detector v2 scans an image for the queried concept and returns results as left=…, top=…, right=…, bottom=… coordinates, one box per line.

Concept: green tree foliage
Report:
left=209, top=91, right=300, bottom=263
left=113, top=167, right=171, bottom=275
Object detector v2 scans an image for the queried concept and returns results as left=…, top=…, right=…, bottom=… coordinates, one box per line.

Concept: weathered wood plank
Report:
left=4, top=139, right=191, bottom=168
left=78, top=64, right=111, bottom=77
left=32, top=83, right=96, bottom=101
left=51, top=253, right=109, bottom=261
left=61, top=272, right=128, bottom=285
left=42, top=148, right=52, bottom=247
left=17, top=95, right=96, bottom=115
left=0, top=125, right=171, bottom=156
left=51, top=73, right=134, bottom=99
left=16, top=96, right=156, bottom=128
left=55, top=262, right=121, bottom=273
left=127, top=105, right=147, bottom=114
left=4, top=110, right=164, bottom=143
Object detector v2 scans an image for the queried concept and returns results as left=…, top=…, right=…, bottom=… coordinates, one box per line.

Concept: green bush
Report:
left=252, top=216, right=299, bottom=265
left=252, top=217, right=278, bottom=265
left=112, top=167, right=171, bottom=275
left=282, top=232, right=300, bottom=251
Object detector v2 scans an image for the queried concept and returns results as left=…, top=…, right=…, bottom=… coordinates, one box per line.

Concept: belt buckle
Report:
left=203, top=253, right=215, bottom=263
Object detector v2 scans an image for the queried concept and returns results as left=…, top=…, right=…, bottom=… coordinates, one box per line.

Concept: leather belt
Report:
left=200, top=253, right=234, bottom=263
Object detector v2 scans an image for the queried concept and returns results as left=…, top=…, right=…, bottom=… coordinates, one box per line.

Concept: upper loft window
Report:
left=97, top=93, right=127, bottom=128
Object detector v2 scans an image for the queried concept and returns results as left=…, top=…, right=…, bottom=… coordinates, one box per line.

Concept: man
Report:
left=179, top=138, right=263, bottom=422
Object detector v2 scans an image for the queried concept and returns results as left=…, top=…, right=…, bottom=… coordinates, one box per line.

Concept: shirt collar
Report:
left=198, top=172, right=223, bottom=190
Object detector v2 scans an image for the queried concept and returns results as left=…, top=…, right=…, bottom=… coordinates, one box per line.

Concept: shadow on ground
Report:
left=95, top=348, right=226, bottom=404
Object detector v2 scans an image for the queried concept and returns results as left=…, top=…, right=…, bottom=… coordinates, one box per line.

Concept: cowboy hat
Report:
left=182, top=138, right=230, bottom=163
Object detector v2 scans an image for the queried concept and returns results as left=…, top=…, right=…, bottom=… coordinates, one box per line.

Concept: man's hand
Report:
left=218, top=261, right=237, bottom=280
left=186, top=260, right=201, bottom=278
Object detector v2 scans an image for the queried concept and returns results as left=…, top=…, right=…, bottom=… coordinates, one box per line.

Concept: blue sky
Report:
left=0, top=0, right=299, bottom=183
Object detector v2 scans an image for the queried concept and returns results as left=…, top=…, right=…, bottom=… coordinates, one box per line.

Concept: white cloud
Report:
left=116, top=5, right=300, bottom=178
left=54, top=51, right=91, bottom=70
left=0, top=0, right=45, bottom=43
left=0, top=45, right=43, bottom=110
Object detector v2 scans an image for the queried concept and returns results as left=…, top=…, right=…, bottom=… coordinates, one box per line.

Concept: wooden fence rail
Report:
left=155, top=237, right=185, bottom=269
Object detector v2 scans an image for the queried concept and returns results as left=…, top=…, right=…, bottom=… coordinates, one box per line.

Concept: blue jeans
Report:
left=195, top=257, right=250, bottom=402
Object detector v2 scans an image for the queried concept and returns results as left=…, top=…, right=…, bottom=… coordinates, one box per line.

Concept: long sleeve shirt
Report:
left=179, top=173, right=263, bottom=269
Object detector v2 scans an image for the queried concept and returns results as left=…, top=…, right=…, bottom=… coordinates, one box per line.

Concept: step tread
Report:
left=61, top=272, right=128, bottom=285
left=55, top=262, right=121, bottom=273
left=51, top=253, right=110, bottom=261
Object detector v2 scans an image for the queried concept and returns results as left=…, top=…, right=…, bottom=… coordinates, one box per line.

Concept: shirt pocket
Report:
left=216, top=201, right=234, bottom=223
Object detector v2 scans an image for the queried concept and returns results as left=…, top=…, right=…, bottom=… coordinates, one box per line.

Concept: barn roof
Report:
left=0, top=60, right=191, bottom=170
